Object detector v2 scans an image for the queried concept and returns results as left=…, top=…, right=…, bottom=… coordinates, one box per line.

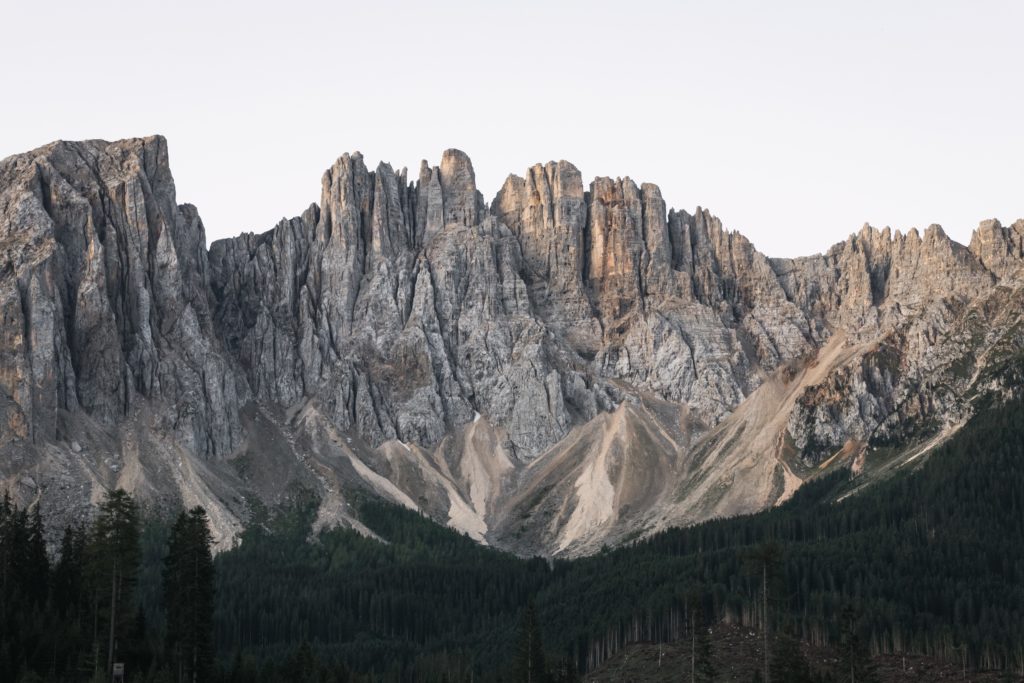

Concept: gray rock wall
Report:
left=3, top=135, right=1023, bottom=555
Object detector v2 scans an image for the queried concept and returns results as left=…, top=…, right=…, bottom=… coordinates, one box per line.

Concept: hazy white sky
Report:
left=2, top=0, right=1022, bottom=257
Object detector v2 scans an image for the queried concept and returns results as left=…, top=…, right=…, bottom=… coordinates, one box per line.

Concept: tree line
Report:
left=210, top=394, right=1024, bottom=680
left=3, top=392, right=1023, bottom=681
left=1, top=491, right=214, bottom=683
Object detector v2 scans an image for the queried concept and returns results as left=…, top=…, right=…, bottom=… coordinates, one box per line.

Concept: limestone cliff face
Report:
left=0, top=137, right=244, bottom=458
left=209, top=150, right=595, bottom=459
left=969, top=218, right=1024, bottom=279
left=3, top=136, right=1023, bottom=556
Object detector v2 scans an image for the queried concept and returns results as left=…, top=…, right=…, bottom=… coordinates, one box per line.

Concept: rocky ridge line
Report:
left=2, top=135, right=1022, bottom=555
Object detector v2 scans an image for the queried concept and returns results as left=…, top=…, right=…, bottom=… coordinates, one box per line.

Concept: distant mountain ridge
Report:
left=2, top=135, right=1023, bottom=555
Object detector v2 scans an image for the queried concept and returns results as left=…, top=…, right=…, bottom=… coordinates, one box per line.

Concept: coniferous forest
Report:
left=2, top=393, right=1023, bottom=682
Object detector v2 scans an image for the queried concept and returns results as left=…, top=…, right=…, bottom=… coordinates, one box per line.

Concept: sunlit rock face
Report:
left=3, top=136, right=1023, bottom=556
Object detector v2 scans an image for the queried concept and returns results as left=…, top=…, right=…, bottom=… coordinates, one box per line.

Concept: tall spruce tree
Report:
left=0, top=492, right=21, bottom=683
left=0, top=492, right=17, bottom=609
left=511, top=601, right=547, bottom=683
left=836, top=605, right=879, bottom=683
left=25, top=505, right=49, bottom=605
left=53, top=524, right=87, bottom=618
left=685, top=594, right=717, bottom=683
left=744, top=542, right=782, bottom=683
left=770, top=634, right=813, bottom=683
left=163, top=507, right=215, bottom=683
left=89, top=488, right=141, bottom=678
left=693, top=621, right=716, bottom=682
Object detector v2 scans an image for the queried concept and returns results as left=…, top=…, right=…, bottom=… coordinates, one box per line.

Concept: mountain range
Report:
left=2, top=134, right=1022, bottom=556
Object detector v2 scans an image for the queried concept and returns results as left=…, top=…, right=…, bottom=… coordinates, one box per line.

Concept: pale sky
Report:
left=2, top=0, right=1022, bottom=257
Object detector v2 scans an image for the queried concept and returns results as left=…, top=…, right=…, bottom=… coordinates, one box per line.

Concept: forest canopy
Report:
left=2, top=395, right=1022, bottom=681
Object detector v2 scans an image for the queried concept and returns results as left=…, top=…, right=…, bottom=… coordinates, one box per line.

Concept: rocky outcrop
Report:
left=209, top=150, right=602, bottom=458
left=969, top=218, right=1024, bottom=279
left=3, top=135, right=1024, bottom=556
left=0, top=137, right=244, bottom=457
left=492, top=162, right=598, bottom=351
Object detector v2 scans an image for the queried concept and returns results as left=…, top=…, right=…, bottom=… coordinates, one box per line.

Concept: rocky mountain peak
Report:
left=438, top=148, right=482, bottom=227
left=4, top=135, right=1024, bottom=557
left=970, top=218, right=1024, bottom=278
left=1, top=135, right=242, bottom=460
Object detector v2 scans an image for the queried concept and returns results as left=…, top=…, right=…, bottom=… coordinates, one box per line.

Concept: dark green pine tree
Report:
left=1, top=492, right=20, bottom=604
left=25, top=505, right=50, bottom=605
left=290, top=641, right=317, bottom=682
left=163, top=506, right=215, bottom=683
left=88, top=488, right=141, bottom=679
left=53, top=524, right=87, bottom=618
left=744, top=542, right=782, bottom=683
left=0, top=492, right=22, bottom=683
left=548, top=654, right=580, bottom=683
left=836, top=606, right=879, bottom=683
left=511, top=602, right=547, bottom=683
left=770, top=634, right=813, bottom=683
left=1, top=495, right=31, bottom=606
left=692, top=622, right=716, bottom=682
